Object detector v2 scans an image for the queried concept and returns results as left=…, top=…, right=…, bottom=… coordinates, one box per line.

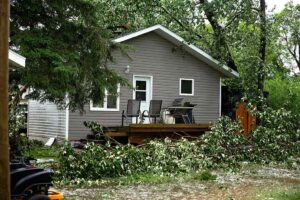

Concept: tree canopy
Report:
left=10, top=0, right=300, bottom=112
left=274, top=2, right=300, bottom=72
left=10, top=0, right=128, bottom=111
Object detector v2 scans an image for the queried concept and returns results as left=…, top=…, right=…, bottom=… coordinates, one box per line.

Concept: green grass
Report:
left=56, top=171, right=217, bottom=189
left=269, top=190, right=300, bottom=200
left=260, top=186, right=300, bottom=200
left=192, top=170, right=217, bottom=181
left=29, top=146, right=60, bottom=159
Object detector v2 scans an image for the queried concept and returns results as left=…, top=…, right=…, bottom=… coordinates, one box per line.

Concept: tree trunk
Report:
left=296, top=41, right=300, bottom=72
left=0, top=0, right=11, bottom=199
left=258, top=0, right=267, bottom=94
left=199, top=0, right=238, bottom=71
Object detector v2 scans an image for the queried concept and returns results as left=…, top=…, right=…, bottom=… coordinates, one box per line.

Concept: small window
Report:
left=179, top=78, right=194, bottom=96
left=135, top=80, right=147, bottom=101
left=90, top=85, right=120, bottom=111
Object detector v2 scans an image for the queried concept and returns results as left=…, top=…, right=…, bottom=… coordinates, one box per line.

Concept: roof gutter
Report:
left=9, top=50, right=26, bottom=68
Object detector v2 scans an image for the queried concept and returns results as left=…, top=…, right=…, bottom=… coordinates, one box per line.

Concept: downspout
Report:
left=65, top=95, right=69, bottom=140
left=219, top=77, right=222, bottom=117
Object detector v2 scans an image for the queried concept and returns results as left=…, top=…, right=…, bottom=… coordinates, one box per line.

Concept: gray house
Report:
left=28, top=25, right=238, bottom=141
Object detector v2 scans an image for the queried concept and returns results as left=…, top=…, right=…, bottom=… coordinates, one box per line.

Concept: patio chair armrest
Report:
left=142, top=110, right=149, bottom=117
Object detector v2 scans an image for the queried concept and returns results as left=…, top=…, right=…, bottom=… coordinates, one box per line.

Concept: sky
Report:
left=266, top=0, right=300, bottom=12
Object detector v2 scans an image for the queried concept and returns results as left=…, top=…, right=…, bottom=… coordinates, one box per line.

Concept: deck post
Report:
left=0, top=0, right=11, bottom=198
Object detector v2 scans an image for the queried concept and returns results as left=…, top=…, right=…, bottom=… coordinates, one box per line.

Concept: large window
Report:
left=179, top=78, right=194, bottom=96
left=90, top=85, right=120, bottom=111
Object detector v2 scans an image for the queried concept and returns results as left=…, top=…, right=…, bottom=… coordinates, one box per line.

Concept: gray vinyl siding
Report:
left=28, top=100, right=66, bottom=141
left=69, top=32, right=222, bottom=140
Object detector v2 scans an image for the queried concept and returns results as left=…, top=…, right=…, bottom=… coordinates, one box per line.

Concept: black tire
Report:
left=28, top=194, right=51, bottom=200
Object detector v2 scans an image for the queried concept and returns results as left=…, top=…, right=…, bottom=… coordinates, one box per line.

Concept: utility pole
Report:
left=0, top=0, right=10, bottom=199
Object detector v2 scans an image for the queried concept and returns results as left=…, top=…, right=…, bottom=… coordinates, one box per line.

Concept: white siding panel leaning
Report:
left=28, top=100, right=66, bottom=141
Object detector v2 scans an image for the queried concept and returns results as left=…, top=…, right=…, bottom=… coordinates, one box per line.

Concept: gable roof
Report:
left=113, top=24, right=238, bottom=78
left=9, top=50, right=26, bottom=68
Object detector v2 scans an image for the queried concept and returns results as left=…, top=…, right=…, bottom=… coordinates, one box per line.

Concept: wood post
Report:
left=0, top=0, right=10, bottom=199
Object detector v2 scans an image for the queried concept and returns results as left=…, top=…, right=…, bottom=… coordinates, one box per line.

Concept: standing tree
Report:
left=10, top=0, right=128, bottom=112
left=135, top=0, right=270, bottom=100
left=274, top=2, right=300, bottom=73
left=0, top=0, right=10, bottom=197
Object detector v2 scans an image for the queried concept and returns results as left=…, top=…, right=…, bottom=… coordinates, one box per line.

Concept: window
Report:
left=90, top=85, right=120, bottom=111
left=179, top=78, right=194, bottom=96
left=135, top=80, right=147, bottom=101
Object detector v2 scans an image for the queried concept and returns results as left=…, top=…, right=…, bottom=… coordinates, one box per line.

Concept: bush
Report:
left=193, top=170, right=217, bottom=181
left=265, top=74, right=300, bottom=116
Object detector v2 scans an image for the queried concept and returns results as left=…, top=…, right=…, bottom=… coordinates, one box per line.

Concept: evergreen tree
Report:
left=10, top=0, right=128, bottom=111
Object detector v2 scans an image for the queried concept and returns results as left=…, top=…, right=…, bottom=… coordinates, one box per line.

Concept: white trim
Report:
left=114, top=25, right=162, bottom=43
left=219, top=78, right=222, bottom=117
left=65, top=97, right=69, bottom=140
left=132, top=75, right=153, bottom=124
left=90, top=85, right=120, bottom=111
left=113, top=25, right=238, bottom=78
left=132, top=75, right=153, bottom=101
left=9, top=50, right=26, bottom=67
left=179, top=78, right=194, bottom=96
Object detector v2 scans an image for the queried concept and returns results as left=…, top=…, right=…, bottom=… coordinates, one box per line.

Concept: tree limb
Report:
left=159, top=6, right=203, bottom=40
left=198, top=0, right=238, bottom=71
left=257, top=0, right=267, bottom=93
left=10, top=85, right=28, bottom=108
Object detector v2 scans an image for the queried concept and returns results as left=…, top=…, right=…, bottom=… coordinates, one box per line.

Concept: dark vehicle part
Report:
left=28, top=194, right=51, bottom=200
left=10, top=158, right=62, bottom=200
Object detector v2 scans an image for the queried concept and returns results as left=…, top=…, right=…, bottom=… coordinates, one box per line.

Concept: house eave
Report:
left=113, top=24, right=238, bottom=78
left=9, top=50, right=26, bottom=68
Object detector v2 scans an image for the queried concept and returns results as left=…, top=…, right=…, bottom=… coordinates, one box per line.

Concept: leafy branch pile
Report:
left=56, top=138, right=207, bottom=182
left=201, top=108, right=300, bottom=166
left=56, top=107, right=300, bottom=183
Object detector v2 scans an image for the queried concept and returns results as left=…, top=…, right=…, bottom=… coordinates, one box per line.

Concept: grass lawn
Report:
left=29, top=146, right=60, bottom=159
left=60, top=166, right=300, bottom=200
left=262, top=187, right=300, bottom=200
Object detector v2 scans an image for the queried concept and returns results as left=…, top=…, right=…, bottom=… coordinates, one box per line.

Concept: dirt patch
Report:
left=61, top=167, right=300, bottom=200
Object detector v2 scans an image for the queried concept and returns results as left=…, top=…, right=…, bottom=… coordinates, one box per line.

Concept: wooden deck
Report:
left=105, top=124, right=211, bottom=145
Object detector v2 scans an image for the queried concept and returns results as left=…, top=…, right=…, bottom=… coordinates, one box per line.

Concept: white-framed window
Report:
left=179, top=78, right=194, bottom=96
left=90, top=85, right=120, bottom=111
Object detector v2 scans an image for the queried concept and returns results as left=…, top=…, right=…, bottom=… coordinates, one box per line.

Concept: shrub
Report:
left=193, top=170, right=217, bottom=181
left=265, top=74, right=300, bottom=116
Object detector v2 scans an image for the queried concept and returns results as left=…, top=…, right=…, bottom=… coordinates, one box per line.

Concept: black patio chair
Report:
left=142, top=100, right=163, bottom=123
left=122, top=99, right=141, bottom=126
